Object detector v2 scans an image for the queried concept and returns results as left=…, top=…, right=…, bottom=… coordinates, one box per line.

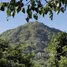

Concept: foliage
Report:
left=0, top=39, right=33, bottom=67
left=48, top=32, right=67, bottom=67
left=0, top=0, right=67, bottom=22
left=0, top=22, right=61, bottom=67
left=0, top=22, right=60, bottom=54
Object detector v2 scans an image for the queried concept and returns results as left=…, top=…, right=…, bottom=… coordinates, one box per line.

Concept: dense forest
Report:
left=0, top=22, right=61, bottom=58
left=1, top=22, right=67, bottom=67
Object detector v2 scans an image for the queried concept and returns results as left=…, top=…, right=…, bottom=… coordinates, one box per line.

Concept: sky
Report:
left=0, top=0, right=67, bottom=34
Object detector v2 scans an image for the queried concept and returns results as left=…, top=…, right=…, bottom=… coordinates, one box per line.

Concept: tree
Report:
left=0, top=39, right=34, bottom=67
left=48, top=32, right=67, bottom=67
left=0, top=0, right=67, bottom=22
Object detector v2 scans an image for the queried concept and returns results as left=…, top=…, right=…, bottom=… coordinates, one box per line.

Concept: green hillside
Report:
left=0, top=22, right=61, bottom=67
left=0, top=22, right=61, bottom=52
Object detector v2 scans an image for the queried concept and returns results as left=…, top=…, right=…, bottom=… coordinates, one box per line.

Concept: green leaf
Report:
left=22, top=8, right=25, bottom=13
left=26, top=17, right=29, bottom=22
left=28, top=11, right=32, bottom=18
left=7, top=8, right=11, bottom=16
left=0, top=6, right=5, bottom=11
left=17, top=7, right=21, bottom=13
left=56, top=9, right=60, bottom=14
left=61, top=7, right=65, bottom=13
left=33, top=14, right=38, bottom=20
left=12, top=12, right=15, bottom=17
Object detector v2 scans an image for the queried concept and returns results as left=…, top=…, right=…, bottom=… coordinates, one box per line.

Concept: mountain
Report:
left=0, top=22, right=61, bottom=66
left=0, top=22, right=61, bottom=52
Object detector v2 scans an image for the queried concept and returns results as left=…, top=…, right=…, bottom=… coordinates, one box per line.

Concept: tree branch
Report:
left=24, top=0, right=30, bottom=6
left=44, top=0, right=49, bottom=3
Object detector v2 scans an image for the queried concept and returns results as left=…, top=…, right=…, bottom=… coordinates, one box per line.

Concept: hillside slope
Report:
left=0, top=22, right=61, bottom=52
left=0, top=22, right=62, bottom=67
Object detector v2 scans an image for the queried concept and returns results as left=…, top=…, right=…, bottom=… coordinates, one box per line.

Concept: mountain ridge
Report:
left=0, top=22, right=60, bottom=34
left=0, top=22, right=62, bottom=67
left=0, top=22, right=61, bottom=52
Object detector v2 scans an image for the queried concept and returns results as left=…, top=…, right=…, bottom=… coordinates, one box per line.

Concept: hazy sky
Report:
left=0, top=1, right=67, bottom=34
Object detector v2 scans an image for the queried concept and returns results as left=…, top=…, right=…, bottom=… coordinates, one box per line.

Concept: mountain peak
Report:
left=0, top=22, right=61, bottom=50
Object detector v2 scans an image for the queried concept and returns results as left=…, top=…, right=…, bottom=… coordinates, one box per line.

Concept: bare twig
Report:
left=45, top=0, right=49, bottom=3
left=24, top=0, right=30, bottom=6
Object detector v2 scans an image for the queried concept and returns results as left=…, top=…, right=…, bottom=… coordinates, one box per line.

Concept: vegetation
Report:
left=48, top=32, right=67, bottom=67
left=0, top=22, right=67, bottom=67
left=0, top=22, right=60, bottom=56
left=0, top=0, right=67, bottom=21
left=0, top=22, right=61, bottom=67
left=0, top=0, right=67, bottom=67
left=0, top=39, right=34, bottom=67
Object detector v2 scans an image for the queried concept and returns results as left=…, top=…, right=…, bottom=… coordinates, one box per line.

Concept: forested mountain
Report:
left=0, top=22, right=61, bottom=53
left=0, top=22, right=61, bottom=66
